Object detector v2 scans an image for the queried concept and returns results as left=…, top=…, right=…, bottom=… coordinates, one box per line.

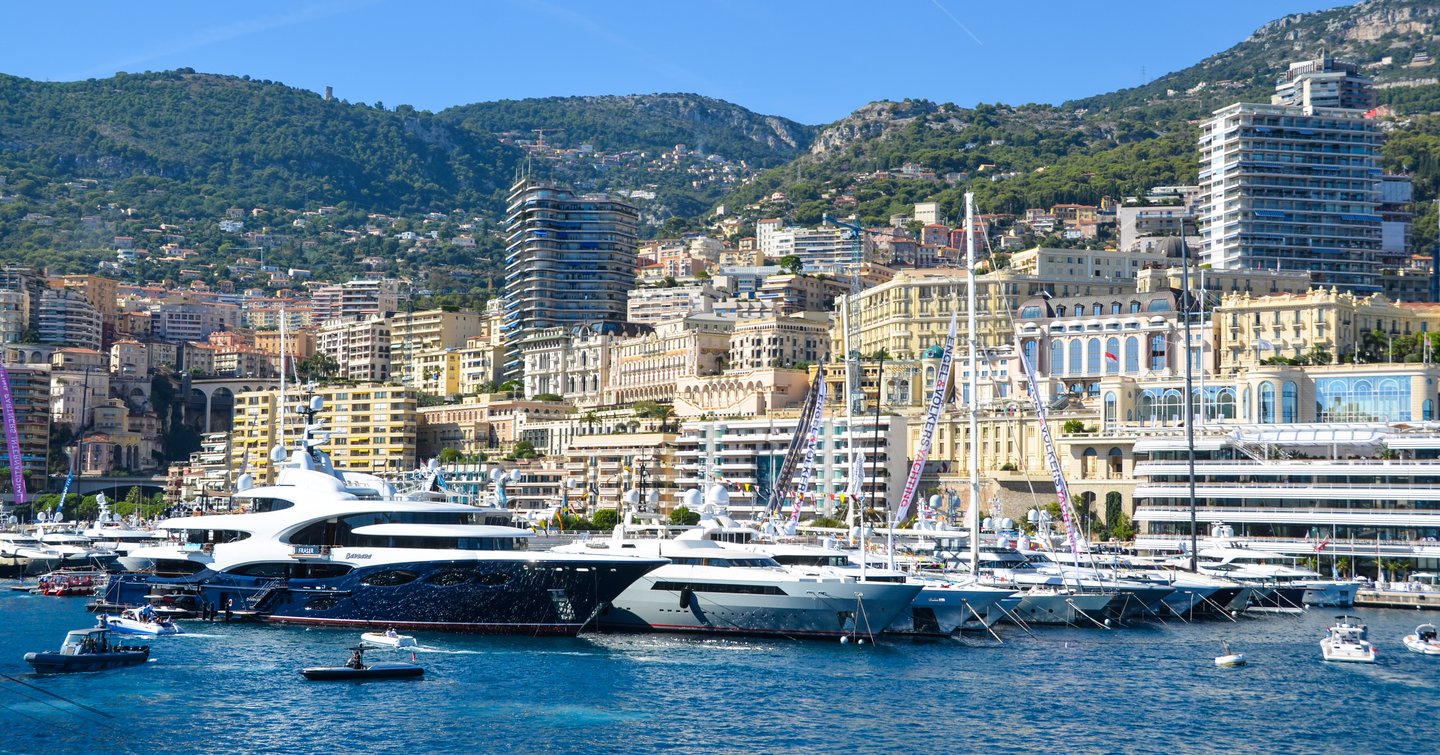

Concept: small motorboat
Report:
left=361, top=628, right=418, bottom=649
left=1403, top=623, right=1440, bottom=655
left=102, top=607, right=183, bottom=636
left=301, top=646, right=423, bottom=682
left=1320, top=615, right=1376, bottom=663
left=1214, top=641, right=1247, bottom=667
left=24, top=626, right=149, bottom=673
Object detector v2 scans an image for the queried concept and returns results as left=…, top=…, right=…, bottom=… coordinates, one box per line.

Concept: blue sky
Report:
left=3, top=0, right=1349, bottom=124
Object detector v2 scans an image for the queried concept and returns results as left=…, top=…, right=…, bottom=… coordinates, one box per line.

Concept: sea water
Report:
left=1, top=590, right=1436, bottom=754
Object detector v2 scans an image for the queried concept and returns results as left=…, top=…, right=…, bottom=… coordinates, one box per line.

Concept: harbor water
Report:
left=2, top=590, right=1437, bottom=754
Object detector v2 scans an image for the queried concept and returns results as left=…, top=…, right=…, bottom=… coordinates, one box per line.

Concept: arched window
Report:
left=1082, top=447, right=1098, bottom=479
left=1160, top=389, right=1183, bottom=423
left=1216, top=388, right=1237, bottom=420
left=1086, top=338, right=1101, bottom=375
left=1282, top=381, right=1297, bottom=423
left=1024, top=339, right=1038, bottom=370
left=1050, top=340, right=1065, bottom=376
left=1138, top=391, right=1155, bottom=423
left=1426, top=399, right=1435, bottom=421
left=1105, top=337, right=1119, bottom=375
left=1149, top=335, right=1166, bottom=372
left=1124, top=336, right=1139, bottom=374
left=1107, top=447, right=1124, bottom=477
left=1104, top=391, right=1117, bottom=427
left=1259, top=381, right=1276, bottom=424
left=1242, top=386, right=1251, bottom=420
left=1069, top=340, right=1082, bottom=376
left=1147, top=298, right=1173, bottom=313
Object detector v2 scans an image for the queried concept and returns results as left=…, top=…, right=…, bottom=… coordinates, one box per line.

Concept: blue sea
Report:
left=0, top=589, right=1436, bottom=754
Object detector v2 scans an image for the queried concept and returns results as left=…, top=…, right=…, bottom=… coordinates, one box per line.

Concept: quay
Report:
left=1357, top=584, right=1440, bottom=610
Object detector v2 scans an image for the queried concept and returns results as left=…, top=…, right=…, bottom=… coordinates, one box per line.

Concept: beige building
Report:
left=317, top=315, right=391, bottom=382
left=564, top=432, right=679, bottom=515
left=230, top=384, right=416, bottom=483
left=834, top=268, right=1135, bottom=361
left=1215, top=289, right=1440, bottom=373
left=388, top=309, right=485, bottom=386
left=674, top=367, right=812, bottom=418
left=1009, top=246, right=1170, bottom=281
left=728, top=312, right=831, bottom=371
left=605, top=314, right=734, bottom=405
left=416, top=395, right=571, bottom=458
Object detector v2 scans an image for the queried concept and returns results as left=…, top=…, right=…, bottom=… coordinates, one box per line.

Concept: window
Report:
left=1020, top=305, right=1043, bottom=319
left=1147, top=299, right=1173, bottom=313
left=1086, top=338, right=1101, bottom=374
left=1069, top=340, right=1082, bottom=376
left=1110, top=302, right=1121, bottom=314
left=1105, top=337, right=1119, bottom=375
left=1129, top=301, right=1141, bottom=314
left=361, top=570, right=420, bottom=586
left=1124, top=336, right=1139, bottom=374
left=1149, top=335, right=1166, bottom=372
left=1259, top=382, right=1276, bottom=424
left=1051, top=340, right=1065, bottom=375
left=1282, top=381, right=1297, bottom=423
left=1104, top=391, right=1117, bottom=427
left=1075, top=304, right=1085, bottom=317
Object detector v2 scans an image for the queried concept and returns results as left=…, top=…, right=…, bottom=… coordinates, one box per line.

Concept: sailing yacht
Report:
left=103, top=399, right=665, bottom=635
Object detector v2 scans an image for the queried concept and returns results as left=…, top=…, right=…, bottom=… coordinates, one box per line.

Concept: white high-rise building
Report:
left=1198, top=55, right=1383, bottom=294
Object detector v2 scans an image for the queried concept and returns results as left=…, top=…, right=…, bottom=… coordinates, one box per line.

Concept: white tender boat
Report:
left=1320, top=616, right=1376, bottom=663
left=361, top=629, right=418, bottom=649
left=1214, top=641, right=1247, bottom=667
left=102, top=607, right=183, bottom=636
left=1403, top=623, right=1440, bottom=655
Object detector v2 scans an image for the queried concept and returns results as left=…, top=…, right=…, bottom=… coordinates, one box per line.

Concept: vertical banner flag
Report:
left=0, top=363, right=27, bottom=508
left=789, top=377, right=828, bottom=524
left=893, top=311, right=957, bottom=525
left=1017, top=348, right=1084, bottom=568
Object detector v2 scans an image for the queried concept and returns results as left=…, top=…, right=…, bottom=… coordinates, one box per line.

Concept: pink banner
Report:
left=0, top=363, right=28, bottom=507
left=893, top=312, right=956, bottom=525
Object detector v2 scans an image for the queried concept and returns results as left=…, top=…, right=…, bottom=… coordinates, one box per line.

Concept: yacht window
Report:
left=427, top=570, right=474, bottom=586
left=361, top=570, right=419, bottom=587
left=226, top=562, right=291, bottom=578
left=305, top=597, right=339, bottom=611
left=152, top=559, right=206, bottom=576
left=476, top=572, right=512, bottom=586
left=248, top=497, right=294, bottom=513
left=651, top=581, right=785, bottom=595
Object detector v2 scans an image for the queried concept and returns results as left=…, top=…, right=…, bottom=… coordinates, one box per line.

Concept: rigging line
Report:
left=0, top=699, right=55, bottom=727
left=0, top=676, right=120, bottom=728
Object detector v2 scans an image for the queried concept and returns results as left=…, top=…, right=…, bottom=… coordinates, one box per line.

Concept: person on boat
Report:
left=385, top=627, right=399, bottom=638
left=346, top=650, right=364, bottom=670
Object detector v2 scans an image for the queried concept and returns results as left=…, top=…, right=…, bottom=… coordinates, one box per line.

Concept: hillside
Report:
left=442, top=94, right=816, bottom=229
left=710, top=0, right=1440, bottom=246
left=0, top=69, right=519, bottom=216
left=1071, top=0, right=1440, bottom=119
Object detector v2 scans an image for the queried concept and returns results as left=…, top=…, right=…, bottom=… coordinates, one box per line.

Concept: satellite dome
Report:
left=683, top=488, right=703, bottom=508
left=923, top=344, right=945, bottom=359
left=705, top=484, right=730, bottom=508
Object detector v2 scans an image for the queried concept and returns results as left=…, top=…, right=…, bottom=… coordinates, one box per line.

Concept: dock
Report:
left=1355, top=589, right=1440, bottom=610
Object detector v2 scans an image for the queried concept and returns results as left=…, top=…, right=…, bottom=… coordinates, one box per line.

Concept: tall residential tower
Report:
left=1198, top=55, right=1383, bottom=294
left=502, top=179, right=637, bottom=378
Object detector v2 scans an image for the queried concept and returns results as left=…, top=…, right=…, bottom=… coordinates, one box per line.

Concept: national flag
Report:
left=1315, top=538, right=1330, bottom=552
left=1258, top=338, right=1275, bottom=351
left=1104, top=352, right=1118, bottom=362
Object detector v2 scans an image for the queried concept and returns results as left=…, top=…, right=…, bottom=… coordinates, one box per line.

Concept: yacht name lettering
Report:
left=345, top=553, right=372, bottom=560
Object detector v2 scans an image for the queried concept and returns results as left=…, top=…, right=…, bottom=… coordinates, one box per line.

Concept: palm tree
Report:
left=581, top=411, right=598, bottom=435
left=656, top=404, right=677, bottom=433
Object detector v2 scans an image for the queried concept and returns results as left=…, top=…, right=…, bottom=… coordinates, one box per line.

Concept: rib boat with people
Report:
left=24, top=624, right=150, bottom=673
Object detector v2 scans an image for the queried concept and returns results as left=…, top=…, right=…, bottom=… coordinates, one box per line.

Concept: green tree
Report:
left=438, top=448, right=464, bottom=464
left=506, top=440, right=539, bottom=460
left=778, top=254, right=803, bottom=274
left=669, top=506, right=701, bottom=526
left=591, top=508, right=619, bottom=531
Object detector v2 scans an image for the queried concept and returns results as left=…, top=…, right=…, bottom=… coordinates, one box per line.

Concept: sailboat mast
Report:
left=279, top=309, right=288, bottom=456
left=965, top=192, right=981, bottom=572
left=841, top=253, right=866, bottom=581
left=1181, top=234, right=1198, bottom=572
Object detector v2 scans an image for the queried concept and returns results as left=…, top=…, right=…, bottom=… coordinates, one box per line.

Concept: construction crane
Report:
left=530, top=128, right=563, bottom=149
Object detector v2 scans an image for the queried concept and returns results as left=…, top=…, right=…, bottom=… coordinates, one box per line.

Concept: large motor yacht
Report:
left=553, top=497, right=922, bottom=640
left=695, top=508, right=1015, bottom=636
left=0, top=533, right=64, bottom=577
left=103, top=399, right=665, bottom=635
